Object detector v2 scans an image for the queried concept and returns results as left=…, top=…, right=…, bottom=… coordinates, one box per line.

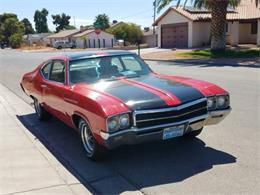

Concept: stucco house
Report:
left=153, top=0, right=260, bottom=48
left=142, top=28, right=158, bottom=48
left=72, top=29, right=115, bottom=49
left=24, top=33, right=53, bottom=46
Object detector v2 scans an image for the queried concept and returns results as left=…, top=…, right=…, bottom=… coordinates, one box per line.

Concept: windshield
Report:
left=69, top=54, right=151, bottom=84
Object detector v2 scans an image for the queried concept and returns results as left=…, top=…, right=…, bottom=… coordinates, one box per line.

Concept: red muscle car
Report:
left=21, top=51, right=231, bottom=160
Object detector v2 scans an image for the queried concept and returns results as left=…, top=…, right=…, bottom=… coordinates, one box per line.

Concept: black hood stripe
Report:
left=93, top=80, right=169, bottom=110
left=133, top=74, right=205, bottom=103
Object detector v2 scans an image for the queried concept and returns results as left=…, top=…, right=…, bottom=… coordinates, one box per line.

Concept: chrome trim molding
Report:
left=136, top=106, right=207, bottom=123
left=101, top=108, right=231, bottom=141
left=106, top=113, right=209, bottom=139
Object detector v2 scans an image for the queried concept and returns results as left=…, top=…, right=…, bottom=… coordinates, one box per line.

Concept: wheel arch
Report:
left=71, top=112, right=92, bottom=130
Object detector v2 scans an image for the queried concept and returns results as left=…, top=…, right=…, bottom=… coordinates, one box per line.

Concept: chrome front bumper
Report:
left=205, top=108, right=232, bottom=125
left=100, top=108, right=231, bottom=149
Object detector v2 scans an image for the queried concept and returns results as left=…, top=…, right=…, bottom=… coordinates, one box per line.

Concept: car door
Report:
left=43, top=60, right=69, bottom=122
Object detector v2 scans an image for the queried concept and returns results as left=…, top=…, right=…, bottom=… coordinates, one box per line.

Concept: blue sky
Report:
left=0, top=0, right=179, bottom=31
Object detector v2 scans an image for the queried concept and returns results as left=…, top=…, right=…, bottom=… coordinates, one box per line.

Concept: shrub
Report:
left=107, top=23, right=143, bottom=45
left=9, top=33, right=23, bottom=48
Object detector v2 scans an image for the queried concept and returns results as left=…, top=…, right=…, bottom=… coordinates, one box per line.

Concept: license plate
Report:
left=163, top=125, right=185, bottom=140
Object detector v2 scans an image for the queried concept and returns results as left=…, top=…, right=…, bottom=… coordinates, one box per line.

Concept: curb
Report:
left=143, top=58, right=260, bottom=67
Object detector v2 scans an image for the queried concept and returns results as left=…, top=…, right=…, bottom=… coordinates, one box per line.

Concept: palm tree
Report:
left=156, top=0, right=259, bottom=51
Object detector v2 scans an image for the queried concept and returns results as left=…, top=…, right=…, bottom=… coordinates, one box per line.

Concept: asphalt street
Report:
left=0, top=49, right=259, bottom=194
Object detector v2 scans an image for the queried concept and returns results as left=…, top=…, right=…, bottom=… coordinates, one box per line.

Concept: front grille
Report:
left=134, top=98, right=208, bottom=129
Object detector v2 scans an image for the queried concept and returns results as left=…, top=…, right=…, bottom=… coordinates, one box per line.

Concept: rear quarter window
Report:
left=41, top=62, right=52, bottom=79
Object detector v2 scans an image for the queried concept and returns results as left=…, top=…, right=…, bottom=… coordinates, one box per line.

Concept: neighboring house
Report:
left=153, top=1, right=260, bottom=48
left=24, top=33, right=53, bottom=46
left=46, top=29, right=81, bottom=46
left=142, top=28, right=158, bottom=47
left=72, top=29, right=115, bottom=49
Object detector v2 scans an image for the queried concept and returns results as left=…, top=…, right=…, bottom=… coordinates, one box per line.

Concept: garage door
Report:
left=161, top=23, right=188, bottom=48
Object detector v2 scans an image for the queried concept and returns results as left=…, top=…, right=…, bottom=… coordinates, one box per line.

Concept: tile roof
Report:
left=46, top=29, right=81, bottom=38
left=72, top=29, right=95, bottom=38
left=154, top=3, right=260, bottom=25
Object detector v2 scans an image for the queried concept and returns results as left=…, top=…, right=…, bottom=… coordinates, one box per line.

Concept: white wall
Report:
left=239, top=23, right=257, bottom=44
left=87, top=31, right=115, bottom=48
left=157, top=10, right=192, bottom=48
left=192, top=22, right=211, bottom=47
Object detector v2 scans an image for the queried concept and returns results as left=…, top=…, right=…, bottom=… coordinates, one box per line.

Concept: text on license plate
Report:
left=163, top=125, right=185, bottom=140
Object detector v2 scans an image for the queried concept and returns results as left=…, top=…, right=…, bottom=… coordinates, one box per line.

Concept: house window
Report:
left=225, top=23, right=229, bottom=33
left=251, top=21, right=257, bottom=34
left=98, top=39, right=101, bottom=48
left=103, top=39, right=106, bottom=47
left=111, top=39, right=114, bottom=47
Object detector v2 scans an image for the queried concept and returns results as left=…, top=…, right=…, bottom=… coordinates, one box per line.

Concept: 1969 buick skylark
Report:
left=21, top=51, right=231, bottom=160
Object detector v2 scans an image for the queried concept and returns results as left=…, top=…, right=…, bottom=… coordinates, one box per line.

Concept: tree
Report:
left=0, top=13, right=24, bottom=45
left=107, top=23, right=143, bottom=44
left=34, top=8, right=49, bottom=33
left=21, top=18, right=34, bottom=34
left=65, top=25, right=76, bottom=30
left=9, top=33, right=23, bottom=48
left=52, top=13, right=72, bottom=32
left=93, top=14, right=110, bottom=30
left=156, top=0, right=260, bottom=51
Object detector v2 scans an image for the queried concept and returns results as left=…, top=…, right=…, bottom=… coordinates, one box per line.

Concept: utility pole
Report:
left=153, top=0, right=156, bottom=34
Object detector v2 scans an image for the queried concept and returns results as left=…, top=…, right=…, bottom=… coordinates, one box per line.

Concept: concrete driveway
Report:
left=0, top=49, right=259, bottom=194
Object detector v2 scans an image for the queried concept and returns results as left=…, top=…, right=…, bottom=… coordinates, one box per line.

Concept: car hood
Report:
left=87, top=74, right=206, bottom=111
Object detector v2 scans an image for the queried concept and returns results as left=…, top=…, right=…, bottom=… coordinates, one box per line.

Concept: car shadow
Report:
left=17, top=113, right=236, bottom=194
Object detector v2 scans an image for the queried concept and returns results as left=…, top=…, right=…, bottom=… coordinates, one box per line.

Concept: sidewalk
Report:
left=0, top=83, right=91, bottom=195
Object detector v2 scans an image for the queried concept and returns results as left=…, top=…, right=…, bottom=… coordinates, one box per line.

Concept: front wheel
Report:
left=33, top=98, right=51, bottom=121
left=79, top=119, right=106, bottom=160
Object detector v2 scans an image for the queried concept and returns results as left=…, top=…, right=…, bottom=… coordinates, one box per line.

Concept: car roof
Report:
left=56, top=50, right=134, bottom=61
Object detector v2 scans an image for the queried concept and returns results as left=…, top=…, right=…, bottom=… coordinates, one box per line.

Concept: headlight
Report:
left=207, top=97, right=216, bottom=110
left=107, top=113, right=131, bottom=132
left=107, top=116, right=119, bottom=132
left=216, top=95, right=229, bottom=109
left=119, top=114, right=130, bottom=129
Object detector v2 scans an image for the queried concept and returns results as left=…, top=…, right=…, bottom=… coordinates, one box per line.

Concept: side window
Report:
left=41, top=62, right=52, bottom=79
left=49, top=60, right=65, bottom=83
left=111, top=57, right=123, bottom=71
left=121, top=56, right=142, bottom=72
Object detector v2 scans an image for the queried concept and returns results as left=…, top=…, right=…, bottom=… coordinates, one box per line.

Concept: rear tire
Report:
left=33, top=98, right=51, bottom=121
left=79, top=119, right=106, bottom=160
left=184, top=128, right=203, bottom=138
left=57, top=46, right=62, bottom=49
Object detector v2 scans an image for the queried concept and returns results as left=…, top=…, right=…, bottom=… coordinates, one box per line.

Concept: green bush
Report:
left=9, top=33, right=23, bottom=48
left=107, top=23, right=143, bottom=45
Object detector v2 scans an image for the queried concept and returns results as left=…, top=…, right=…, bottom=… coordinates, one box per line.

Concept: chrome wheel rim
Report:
left=81, top=122, right=94, bottom=154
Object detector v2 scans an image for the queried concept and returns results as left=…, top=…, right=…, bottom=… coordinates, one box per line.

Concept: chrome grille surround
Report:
left=133, top=98, right=208, bottom=129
